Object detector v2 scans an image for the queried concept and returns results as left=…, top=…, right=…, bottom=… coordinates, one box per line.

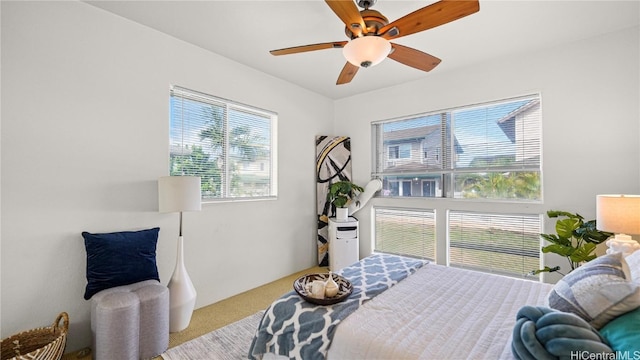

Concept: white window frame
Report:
left=169, top=85, right=278, bottom=202
left=371, top=94, right=544, bottom=280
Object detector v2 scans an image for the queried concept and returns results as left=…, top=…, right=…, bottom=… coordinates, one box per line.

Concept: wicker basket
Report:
left=0, top=312, right=69, bottom=360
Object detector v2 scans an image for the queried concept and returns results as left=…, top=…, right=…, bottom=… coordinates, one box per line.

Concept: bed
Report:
left=324, top=262, right=553, bottom=359
left=249, top=253, right=554, bottom=359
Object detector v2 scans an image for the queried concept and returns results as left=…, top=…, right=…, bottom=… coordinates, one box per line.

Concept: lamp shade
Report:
left=158, top=176, right=202, bottom=213
left=596, top=194, right=640, bottom=234
left=343, top=36, right=391, bottom=68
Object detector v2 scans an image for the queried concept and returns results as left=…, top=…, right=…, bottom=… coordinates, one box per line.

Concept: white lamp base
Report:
left=606, top=234, right=640, bottom=257
left=168, top=235, right=197, bottom=332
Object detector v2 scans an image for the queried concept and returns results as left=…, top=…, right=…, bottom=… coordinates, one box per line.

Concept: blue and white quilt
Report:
left=248, top=253, right=426, bottom=360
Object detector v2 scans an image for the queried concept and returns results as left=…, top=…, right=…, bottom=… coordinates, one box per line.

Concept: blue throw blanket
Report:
left=248, top=253, right=426, bottom=360
left=512, top=306, right=613, bottom=360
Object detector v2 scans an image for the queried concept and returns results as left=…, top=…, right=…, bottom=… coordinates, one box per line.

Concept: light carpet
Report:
left=161, top=311, right=264, bottom=360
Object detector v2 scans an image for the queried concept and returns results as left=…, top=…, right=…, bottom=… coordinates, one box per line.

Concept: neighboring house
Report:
left=382, top=123, right=463, bottom=197
left=170, top=144, right=272, bottom=197
left=382, top=99, right=541, bottom=198
left=234, top=155, right=271, bottom=196
left=466, top=99, right=541, bottom=168
left=497, top=99, right=541, bottom=165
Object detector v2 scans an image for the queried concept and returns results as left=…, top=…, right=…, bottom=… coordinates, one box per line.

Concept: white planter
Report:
left=336, top=207, right=349, bottom=221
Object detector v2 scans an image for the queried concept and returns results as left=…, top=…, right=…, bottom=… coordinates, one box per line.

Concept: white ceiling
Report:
left=86, top=0, right=639, bottom=100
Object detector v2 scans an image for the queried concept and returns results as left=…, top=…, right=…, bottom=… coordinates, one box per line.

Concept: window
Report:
left=448, top=211, right=541, bottom=278
left=169, top=86, right=277, bottom=201
left=421, top=180, right=436, bottom=197
left=372, top=95, right=541, bottom=201
left=385, top=180, right=413, bottom=196
left=388, top=144, right=410, bottom=160
left=398, top=144, right=411, bottom=158
left=375, top=208, right=435, bottom=260
left=372, top=95, right=544, bottom=280
left=388, top=146, right=399, bottom=159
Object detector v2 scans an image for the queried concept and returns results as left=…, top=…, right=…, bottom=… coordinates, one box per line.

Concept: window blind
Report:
left=169, top=86, right=277, bottom=200
left=374, top=207, right=436, bottom=260
left=372, top=94, right=541, bottom=201
left=448, top=211, right=541, bottom=278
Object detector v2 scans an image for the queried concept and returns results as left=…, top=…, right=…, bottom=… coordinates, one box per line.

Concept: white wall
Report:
left=334, top=26, right=640, bottom=281
left=1, top=1, right=332, bottom=351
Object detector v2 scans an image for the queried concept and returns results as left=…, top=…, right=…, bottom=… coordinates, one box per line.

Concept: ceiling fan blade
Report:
left=270, top=41, right=348, bottom=56
left=388, top=43, right=441, bottom=72
left=325, top=0, right=368, bottom=37
left=337, top=62, right=359, bottom=85
left=378, top=0, right=479, bottom=40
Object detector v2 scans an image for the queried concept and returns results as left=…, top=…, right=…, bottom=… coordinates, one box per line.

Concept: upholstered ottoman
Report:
left=91, top=280, right=169, bottom=360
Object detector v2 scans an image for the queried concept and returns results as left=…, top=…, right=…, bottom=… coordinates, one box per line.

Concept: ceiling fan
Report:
left=270, top=0, right=480, bottom=85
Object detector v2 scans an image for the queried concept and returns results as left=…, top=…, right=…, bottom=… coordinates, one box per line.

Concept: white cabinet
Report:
left=328, top=217, right=359, bottom=271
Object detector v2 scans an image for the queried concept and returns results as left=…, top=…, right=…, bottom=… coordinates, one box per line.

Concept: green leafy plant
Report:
left=532, top=210, right=613, bottom=275
left=326, top=181, right=364, bottom=209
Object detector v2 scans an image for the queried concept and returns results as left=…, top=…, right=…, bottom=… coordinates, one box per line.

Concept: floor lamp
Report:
left=596, top=194, right=640, bottom=257
left=158, top=176, right=202, bottom=332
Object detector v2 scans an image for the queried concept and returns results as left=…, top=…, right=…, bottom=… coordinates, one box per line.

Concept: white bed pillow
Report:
left=625, top=249, right=640, bottom=285
left=547, top=252, right=640, bottom=329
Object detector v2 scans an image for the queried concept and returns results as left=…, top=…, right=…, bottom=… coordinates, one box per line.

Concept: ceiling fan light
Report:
left=343, top=36, right=391, bottom=68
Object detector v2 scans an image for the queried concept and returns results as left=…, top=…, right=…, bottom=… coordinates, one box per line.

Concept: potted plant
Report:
left=326, top=180, right=364, bottom=221
left=531, top=210, right=613, bottom=275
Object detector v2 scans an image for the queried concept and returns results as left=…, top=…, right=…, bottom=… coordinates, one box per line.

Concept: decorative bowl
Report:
left=293, top=273, right=353, bottom=305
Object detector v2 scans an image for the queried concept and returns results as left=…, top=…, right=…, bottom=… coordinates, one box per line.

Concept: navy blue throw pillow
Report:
left=82, top=227, right=160, bottom=300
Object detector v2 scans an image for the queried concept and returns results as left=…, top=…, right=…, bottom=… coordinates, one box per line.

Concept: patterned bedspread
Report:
left=248, top=253, right=426, bottom=360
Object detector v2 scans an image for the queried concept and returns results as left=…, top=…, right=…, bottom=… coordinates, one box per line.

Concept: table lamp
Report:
left=158, top=176, right=202, bottom=332
left=596, top=194, right=640, bottom=257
